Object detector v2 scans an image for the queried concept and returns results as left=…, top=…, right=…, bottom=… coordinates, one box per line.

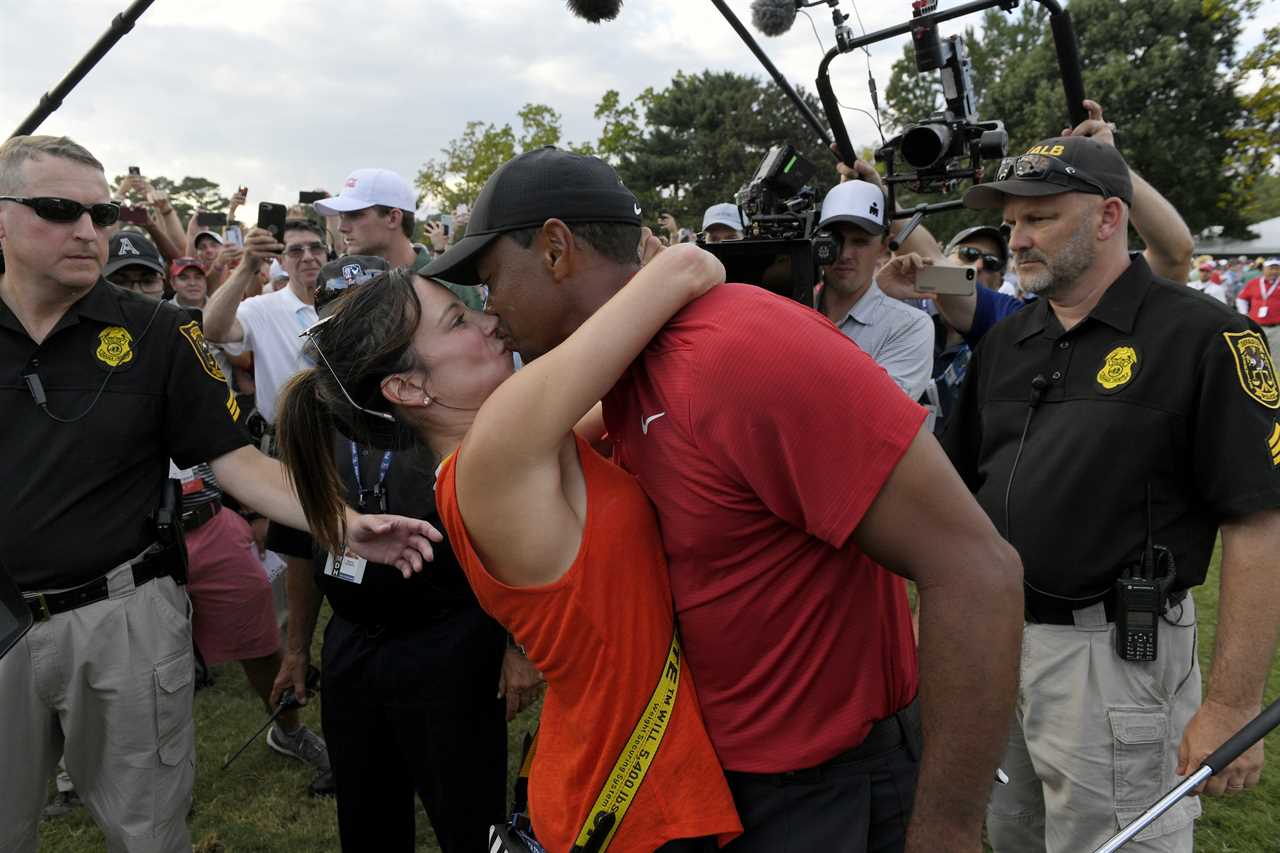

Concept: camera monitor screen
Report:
left=0, top=568, right=32, bottom=662
left=701, top=237, right=817, bottom=307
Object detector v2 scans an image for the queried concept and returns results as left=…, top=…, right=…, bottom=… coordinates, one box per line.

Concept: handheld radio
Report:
left=1114, top=485, right=1174, bottom=662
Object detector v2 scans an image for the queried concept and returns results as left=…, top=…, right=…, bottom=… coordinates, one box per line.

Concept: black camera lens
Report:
left=901, top=123, right=953, bottom=170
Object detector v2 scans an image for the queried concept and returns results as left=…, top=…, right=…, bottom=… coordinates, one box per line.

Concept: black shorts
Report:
left=265, top=520, right=315, bottom=560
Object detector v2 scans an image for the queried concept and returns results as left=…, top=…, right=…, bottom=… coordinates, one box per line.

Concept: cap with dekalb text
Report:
left=422, top=147, right=643, bottom=286
left=964, top=135, right=1133, bottom=210
left=314, top=169, right=417, bottom=216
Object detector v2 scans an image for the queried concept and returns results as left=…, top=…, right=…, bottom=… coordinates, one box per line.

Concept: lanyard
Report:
left=1262, top=279, right=1279, bottom=304
left=350, top=443, right=392, bottom=512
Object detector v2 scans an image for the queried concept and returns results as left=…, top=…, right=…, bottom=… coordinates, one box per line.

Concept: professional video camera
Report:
left=877, top=12, right=1008, bottom=197
left=698, top=143, right=838, bottom=305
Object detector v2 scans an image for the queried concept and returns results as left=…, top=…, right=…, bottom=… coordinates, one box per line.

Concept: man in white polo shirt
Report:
left=202, top=216, right=333, bottom=788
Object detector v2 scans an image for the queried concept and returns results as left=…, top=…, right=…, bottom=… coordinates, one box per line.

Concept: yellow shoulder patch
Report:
left=96, top=326, right=134, bottom=368
left=1097, top=345, right=1138, bottom=392
left=1223, top=330, right=1280, bottom=409
left=178, top=320, right=227, bottom=383
left=1268, top=423, right=1280, bottom=466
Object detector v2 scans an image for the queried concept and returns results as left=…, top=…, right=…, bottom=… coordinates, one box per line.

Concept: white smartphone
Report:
left=223, top=225, right=244, bottom=248
left=915, top=264, right=977, bottom=295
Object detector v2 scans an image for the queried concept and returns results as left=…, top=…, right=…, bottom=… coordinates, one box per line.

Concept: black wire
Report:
left=797, top=7, right=886, bottom=147
left=33, top=295, right=166, bottom=424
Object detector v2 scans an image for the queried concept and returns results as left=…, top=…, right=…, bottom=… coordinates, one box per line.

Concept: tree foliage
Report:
left=111, top=175, right=228, bottom=223
left=883, top=0, right=1269, bottom=240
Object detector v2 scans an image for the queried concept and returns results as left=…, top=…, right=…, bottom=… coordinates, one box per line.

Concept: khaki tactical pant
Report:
left=0, top=563, right=195, bottom=853
left=987, top=596, right=1202, bottom=853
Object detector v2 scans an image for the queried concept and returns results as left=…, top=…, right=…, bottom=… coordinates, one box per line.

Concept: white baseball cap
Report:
left=818, top=181, right=887, bottom=235
left=702, top=202, right=749, bottom=232
left=314, top=168, right=417, bottom=216
left=1266, top=258, right=1280, bottom=268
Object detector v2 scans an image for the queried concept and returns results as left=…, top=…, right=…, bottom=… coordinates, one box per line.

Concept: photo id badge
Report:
left=323, top=548, right=367, bottom=585
left=1261, top=306, right=1269, bottom=318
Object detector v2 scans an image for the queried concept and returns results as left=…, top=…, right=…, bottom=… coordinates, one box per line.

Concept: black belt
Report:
left=1025, top=588, right=1188, bottom=626
left=726, top=697, right=921, bottom=786
left=181, top=499, right=221, bottom=533
left=23, top=547, right=183, bottom=622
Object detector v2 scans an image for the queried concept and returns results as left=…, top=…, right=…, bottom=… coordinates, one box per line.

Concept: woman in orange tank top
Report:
left=275, top=237, right=740, bottom=853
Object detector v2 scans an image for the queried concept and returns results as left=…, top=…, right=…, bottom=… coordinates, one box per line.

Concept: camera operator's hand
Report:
left=1062, top=99, right=1116, bottom=148
left=242, top=226, right=285, bottom=261
left=875, top=252, right=935, bottom=300
left=498, top=648, right=545, bottom=721
left=831, top=144, right=886, bottom=191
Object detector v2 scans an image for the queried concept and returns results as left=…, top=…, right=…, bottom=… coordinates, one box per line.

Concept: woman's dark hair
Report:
left=275, top=267, right=423, bottom=552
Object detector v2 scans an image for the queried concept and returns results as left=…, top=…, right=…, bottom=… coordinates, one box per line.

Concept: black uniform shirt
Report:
left=0, top=280, right=249, bottom=589
left=942, top=256, right=1280, bottom=610
left=314, top=438, right=481, bottom=628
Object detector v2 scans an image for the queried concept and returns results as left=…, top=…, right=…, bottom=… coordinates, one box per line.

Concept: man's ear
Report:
left=541, top=218, right=576, bottom=283
left=380, top=372, right=427, bottom=408
left=386, top=208, right=403, bottom=234
left=1096, top=197, right=1126, bottom=242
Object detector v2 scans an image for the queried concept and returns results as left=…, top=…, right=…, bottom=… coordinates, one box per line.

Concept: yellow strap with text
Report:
left=572, top=629, right=682, bottom=853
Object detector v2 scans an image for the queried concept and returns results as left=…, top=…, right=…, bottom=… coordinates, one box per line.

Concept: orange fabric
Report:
left=437, top=434, right=741, bottom=853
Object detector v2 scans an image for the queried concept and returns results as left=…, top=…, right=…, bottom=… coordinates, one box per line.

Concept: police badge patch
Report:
left=1223, top=330, right=1280, bottom=409
left=96, top=326, right=134, bottom=368
left=178, top=321, right=227, bottom=383
left=1096, top=345, right=1138, bottom=393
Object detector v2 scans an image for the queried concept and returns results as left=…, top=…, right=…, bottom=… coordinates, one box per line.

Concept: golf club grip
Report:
left=1203, top=697, right=1280, bottom=773
left=1049, top=11, right=1088, bottom=126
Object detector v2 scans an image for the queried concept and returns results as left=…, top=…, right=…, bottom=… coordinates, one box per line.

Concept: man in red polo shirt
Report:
left=424, top=148, right=1024, bottom=853
left=1237, top=258, right=1280, bottom=354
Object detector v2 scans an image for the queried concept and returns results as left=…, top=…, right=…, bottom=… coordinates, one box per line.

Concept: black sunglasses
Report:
left=0, top=196, right=120, bottom=228
left=954, top=245, right=1005, bottom=272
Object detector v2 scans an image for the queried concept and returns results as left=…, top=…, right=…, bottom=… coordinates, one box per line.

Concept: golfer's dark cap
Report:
left=422, top=146, right=643, bottom=286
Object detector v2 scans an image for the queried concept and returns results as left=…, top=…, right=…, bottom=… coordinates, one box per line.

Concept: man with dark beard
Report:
left=938, top=134, right=1280, bottom=852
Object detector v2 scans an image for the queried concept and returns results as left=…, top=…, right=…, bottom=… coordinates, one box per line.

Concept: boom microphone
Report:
left=565, top=0, right=624, bottom=22
left=751, top=0, right=799, bottom=37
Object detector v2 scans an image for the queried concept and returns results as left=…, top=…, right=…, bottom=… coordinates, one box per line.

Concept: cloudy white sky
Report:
left=2, top=0, right=1276, bottom=212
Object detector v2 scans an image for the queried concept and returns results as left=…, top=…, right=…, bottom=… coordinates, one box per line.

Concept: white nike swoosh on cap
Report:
left=634, top=203, right=642, bottom=215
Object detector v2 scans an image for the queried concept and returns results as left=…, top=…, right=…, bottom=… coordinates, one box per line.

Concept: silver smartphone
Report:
left=915, top=265, right=977, bottom=295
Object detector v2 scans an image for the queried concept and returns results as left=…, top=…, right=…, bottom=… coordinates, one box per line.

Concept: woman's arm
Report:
left=455, top=233, right=722, bottom=585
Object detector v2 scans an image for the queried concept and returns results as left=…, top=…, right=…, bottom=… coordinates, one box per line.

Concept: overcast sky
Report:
left=2, top=0, right=1275, bottom=213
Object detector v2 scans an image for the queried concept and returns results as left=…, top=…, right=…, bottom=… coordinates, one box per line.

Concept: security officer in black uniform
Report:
left=0, top=136, right=437, bottom=853
left=270, top=257, right=539, bottom=853
left=942, top=134, right=1280, bottom=852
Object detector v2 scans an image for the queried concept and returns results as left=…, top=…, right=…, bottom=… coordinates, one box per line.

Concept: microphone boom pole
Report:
left=708, top=0, right=834, bottom=150
left=9, top=0, right=156, bottom=139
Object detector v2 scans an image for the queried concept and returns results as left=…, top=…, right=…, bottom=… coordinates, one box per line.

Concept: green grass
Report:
left=40, top=548, right=1280, bottom=851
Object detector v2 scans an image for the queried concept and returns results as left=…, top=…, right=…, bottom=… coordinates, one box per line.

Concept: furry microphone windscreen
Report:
left=750, top=0, right=799, bottom=37
left=565, top=0, right=624, bottom=23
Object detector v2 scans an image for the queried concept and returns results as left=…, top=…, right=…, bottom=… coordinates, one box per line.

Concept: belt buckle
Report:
left=26, top=592, right=51, bottom=622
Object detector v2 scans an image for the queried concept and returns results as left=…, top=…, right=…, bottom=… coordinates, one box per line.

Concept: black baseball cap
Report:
left=314, top=255, right=389, bottom=313
left=103, top=232, right=166, bottom=277
left=422, top=146, right=643, bottom=286
left=964, top=135, right=1134, bottom=210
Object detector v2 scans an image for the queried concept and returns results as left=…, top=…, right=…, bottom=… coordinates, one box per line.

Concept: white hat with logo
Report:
left=818, top=181, right=887, bottom=235
left=314, top=168, right=417, bottom=216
